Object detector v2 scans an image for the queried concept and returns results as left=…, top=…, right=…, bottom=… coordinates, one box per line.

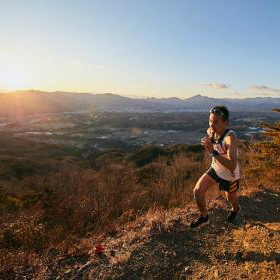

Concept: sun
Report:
left=0, top=55, right=37, bottom=91
left=2, top=72, right=25, bottom=90
left=1, top=68, right=35, bottom=91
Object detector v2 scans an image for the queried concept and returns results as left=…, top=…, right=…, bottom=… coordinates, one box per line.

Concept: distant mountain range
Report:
left=0, top=90, right=279, bottom=117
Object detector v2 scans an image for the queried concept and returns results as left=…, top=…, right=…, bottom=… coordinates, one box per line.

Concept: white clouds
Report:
left=67, top=60, right=110, bottom=72
left=251, top=85, right=280, bottom=93
left=250, top=85, right=280, bottom=97
left=203, top=83, right=229, bottom=89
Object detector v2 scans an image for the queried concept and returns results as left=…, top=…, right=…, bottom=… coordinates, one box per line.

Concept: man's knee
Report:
left=226, top=191, right=238, bottom=200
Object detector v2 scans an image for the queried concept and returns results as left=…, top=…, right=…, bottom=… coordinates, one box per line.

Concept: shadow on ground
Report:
left=102, top=222, right=211, bottom=280
left=215, top=251, right=280, bottom=265
left=91, top=188, right=280, bottom=280
left=239, top=188, right=280, bottom=223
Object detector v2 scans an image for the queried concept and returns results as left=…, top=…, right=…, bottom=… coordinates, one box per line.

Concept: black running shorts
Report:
left=206, top=167, right=240, bottom=193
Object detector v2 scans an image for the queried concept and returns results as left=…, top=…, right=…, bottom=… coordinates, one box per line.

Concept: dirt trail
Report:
left=19, top=188, right=280, bottom=280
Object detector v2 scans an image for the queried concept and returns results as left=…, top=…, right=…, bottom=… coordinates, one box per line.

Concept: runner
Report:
left=190, top=105, right=241, bottom=228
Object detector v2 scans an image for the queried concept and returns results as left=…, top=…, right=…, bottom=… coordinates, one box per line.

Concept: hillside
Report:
left=0, top=138, right=279, bottom=279
left=3, top=187, right=279, bottom=279
left=0, top=110, right=279, bottom=279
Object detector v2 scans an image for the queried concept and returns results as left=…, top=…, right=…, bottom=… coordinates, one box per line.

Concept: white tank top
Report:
left=211, top=129, right=240, bottom=181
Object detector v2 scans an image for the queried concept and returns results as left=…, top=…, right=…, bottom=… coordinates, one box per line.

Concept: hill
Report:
left=0, top=91, right=280, bottom=117
left=2, top=187, right=279, bottom=279
left=0, top=136, right=279, bottom=279
left=0, top=108, right=279, bottom=279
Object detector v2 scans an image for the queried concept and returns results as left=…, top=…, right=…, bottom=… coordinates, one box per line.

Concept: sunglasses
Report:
left=209, top=108, right=225, bottom=116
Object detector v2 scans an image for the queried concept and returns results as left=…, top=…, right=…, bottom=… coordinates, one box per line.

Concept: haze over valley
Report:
left=1, top=91, right=279, bottom=153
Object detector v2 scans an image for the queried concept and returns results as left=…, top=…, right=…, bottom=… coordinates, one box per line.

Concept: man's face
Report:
left=209, top=113, right=227, bottom=133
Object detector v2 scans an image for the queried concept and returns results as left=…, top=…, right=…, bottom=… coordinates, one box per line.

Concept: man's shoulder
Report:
left=225, top=130, right=238, bottom=143
left=227, top=129, right=237, bottom=137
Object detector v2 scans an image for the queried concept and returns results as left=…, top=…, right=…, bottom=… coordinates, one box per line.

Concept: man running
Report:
left=190, top=105, right=241, bottom=228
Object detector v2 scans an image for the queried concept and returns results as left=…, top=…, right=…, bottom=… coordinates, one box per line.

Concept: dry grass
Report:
left=0, top=132, right=279, bottom=275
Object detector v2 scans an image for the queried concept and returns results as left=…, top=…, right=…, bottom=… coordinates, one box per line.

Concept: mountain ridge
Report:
left=0, top=90, right=279, bottom=117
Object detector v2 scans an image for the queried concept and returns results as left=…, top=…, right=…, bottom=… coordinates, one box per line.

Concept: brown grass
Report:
left=0, top=133, right=279, bottom=275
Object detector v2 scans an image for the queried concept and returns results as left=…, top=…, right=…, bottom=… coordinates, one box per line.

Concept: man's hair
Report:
left=210, top=105, right=229, bottom=121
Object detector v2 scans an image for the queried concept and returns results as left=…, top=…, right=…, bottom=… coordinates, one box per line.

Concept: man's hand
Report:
left=200, top=136, right=214, bottom=153
left=207, top=127, right=214, bottom=137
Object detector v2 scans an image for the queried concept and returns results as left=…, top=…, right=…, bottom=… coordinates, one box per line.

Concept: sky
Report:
left=0, top=0, right=279, bottom=99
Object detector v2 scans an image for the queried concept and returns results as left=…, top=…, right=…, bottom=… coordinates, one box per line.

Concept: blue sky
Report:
left=0, top=0, right=279, bottom=98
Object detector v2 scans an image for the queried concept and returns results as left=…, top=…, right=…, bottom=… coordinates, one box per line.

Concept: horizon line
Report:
left=0, top=89, right=279, bottom=100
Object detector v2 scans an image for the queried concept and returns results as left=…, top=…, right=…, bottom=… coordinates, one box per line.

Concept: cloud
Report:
left=71, top=60, right=95, bottom=71
left=203, top=83, right=229, bottom=89
left=251, top=85, right=280, bottom=93
left=256, top=92, right=280, bottom=97
left=231, top=92, right=243, bottom=97
left=69, top=60, right=109, bottom=72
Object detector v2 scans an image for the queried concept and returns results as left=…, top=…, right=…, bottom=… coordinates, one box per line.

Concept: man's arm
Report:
left=214, top=133, right=238, bottom=172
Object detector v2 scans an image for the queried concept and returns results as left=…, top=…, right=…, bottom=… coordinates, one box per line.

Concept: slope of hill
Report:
left=4, top=187, right=278, bottom=279
left=0, top=96, right=279, bottom=279
left=0, top=135, right=279, bottom=279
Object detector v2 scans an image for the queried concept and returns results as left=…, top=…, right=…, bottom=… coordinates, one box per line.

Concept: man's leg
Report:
left=225, top=191, right=239, bottom=211
left=193, top=173, right=217, bottom=217
left=226, top=190, right=241, bottom=223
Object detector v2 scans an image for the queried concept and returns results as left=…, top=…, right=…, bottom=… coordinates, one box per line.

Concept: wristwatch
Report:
left=210, top=150, right=219, bottom=157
